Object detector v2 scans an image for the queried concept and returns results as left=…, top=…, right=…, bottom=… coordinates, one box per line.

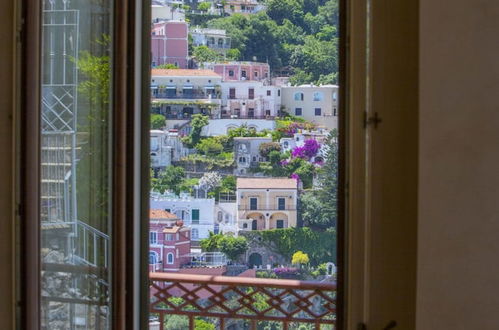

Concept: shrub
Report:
left=259, top=142, right=282, bottom=158
left=151, top=114, right=166, bottom=129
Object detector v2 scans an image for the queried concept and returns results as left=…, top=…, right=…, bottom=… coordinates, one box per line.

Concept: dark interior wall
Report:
left=418, top=0, right=499, bottom=329
left=0, top=0, right=16, bottom=328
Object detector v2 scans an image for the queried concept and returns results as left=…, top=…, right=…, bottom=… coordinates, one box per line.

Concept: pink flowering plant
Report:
left=291, top=139, right=321, bottom=160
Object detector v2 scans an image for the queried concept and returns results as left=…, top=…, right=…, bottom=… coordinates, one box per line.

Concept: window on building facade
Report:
left=192, top=209, right=200, bottom=223
left=149, top=252, right=159, bottom=265
left=191, top=229, right=199, bottom=239
left=241, top=70, right=247, bottom=78
left=229, top=87, right=236, bottom=99
left=315, top=108, right=322, bottom=116
left=167, top=253, right=174, bottom=264
left=313, top=91, right=324, bottom=101
left=276, top=220, right=285, bottom=229
left=150, top=232, right=158, bottom=244
left=294, top=92, right=304, bottom=101
left=250, top=197, right=258, bottom=210
left=267, top=90, right=271, bottom=96
left=229, top=70, right=234, bottom=77
left=278, top=197, right=286, bottom=210
left=165, top=233, right=175, bottom=241
left=248, top=88, right=254, bottom=99
left=295, top=107, right=303, bottom=116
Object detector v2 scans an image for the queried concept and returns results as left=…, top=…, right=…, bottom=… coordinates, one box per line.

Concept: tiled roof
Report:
left=150, top=209, right=177, bottom=219
left=151, top=69, right=221, bottom=77
left=237, top=177, right=298, bottom=189
left=163, top=226, right=181, bottom=234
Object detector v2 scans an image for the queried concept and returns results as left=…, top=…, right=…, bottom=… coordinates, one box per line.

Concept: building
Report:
left=201, top=118, right=276, bottom=136
left=149, top=210, right=192, bottom=272
left=151, top=21, right=189, bottom=68
left=219, top=81, right=281, bottom=120
left=214, top=199, right=238, bottom=236
left=281, top=85, right=339, bottom=129
left=223, top=0, right=264, bottom=15
left=151, top=2, right=186, bottom=22
left=204, top=61, right=270, bottom=82
left=237, top=178, right=298, bottom=231
left=151, top=69, right=223, bottom=129
left=191, top=27, right=231, bottom=55
left=150, top=192, right=216, bottom=244
left=150, top=130, right=173, bottom=171
left=233, top=136, right=272, bottom=175
left=280, top=129, right=330, bottom=163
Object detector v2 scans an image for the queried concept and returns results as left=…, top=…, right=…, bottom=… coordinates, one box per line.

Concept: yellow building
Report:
left=236, top=178, right=298, bottom=231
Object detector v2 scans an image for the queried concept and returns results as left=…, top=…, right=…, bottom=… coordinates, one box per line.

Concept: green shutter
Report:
left=192, top=209, right=200, bottom=223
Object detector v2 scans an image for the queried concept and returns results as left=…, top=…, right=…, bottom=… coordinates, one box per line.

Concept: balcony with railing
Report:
left=149, top=272, right=336, bottom=330
left=238, top=204, right=297, bottom=211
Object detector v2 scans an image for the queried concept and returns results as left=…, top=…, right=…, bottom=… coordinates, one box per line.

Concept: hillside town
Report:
left=149, top=0, right=339, bottom=291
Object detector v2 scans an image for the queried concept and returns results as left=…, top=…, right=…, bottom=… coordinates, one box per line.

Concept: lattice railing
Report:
left=150, top=272, right=336, bottom=329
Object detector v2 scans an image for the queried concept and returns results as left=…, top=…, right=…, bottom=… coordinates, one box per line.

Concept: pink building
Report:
left=205, top=61, right=270, bottom=82
left=149, top=209, right=191, bottom=272
left=151, top=21, right=189, bottom=68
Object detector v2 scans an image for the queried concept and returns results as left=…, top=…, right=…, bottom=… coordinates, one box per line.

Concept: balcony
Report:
left=220, top=114, right=275, bottom=120
left=149, top=272, right=336, bottom=329
left=152, top=92, right=220, bottom=100
left=238, top=204, right=297, bottom=211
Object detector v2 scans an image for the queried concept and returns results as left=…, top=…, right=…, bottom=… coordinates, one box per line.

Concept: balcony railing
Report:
left=152, top=92, right=220, bottom=100
left=220, top=114, right=275, bottom=120
left=238, top=204, right=296, bottom=211
left=150, top=272, right=336, bottom=330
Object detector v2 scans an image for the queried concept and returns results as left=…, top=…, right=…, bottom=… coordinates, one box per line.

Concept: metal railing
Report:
left=238, top=204, right=296, bottom=211
left=150, top=272, right=336, bottom=329
left=220, top=114, right=275, bottom=120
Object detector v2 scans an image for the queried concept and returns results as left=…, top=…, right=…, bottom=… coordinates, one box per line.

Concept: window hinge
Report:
left=364, top=111, right=382, bottom=129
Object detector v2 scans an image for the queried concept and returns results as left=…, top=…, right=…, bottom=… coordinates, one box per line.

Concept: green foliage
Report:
left=211, top=175, right=236, bottom=200
left=227, top=125, right=268, bottom=138
left=195, top=137, right=224, bottom=155
left=150, top=114, right=166, bottom=129
left=266, top=0, right=304, bottom=26
left=197, top=1, right=211, bottom=12
left=182, top=152, right=234, bottom=170
left=193, top=45, right=221, bottom=64
left=165, top=315, right=188, bottom=330
left=259, top=142, right=281, bottom=158
left=245, top=227, right=336, bottom=266
left=226, top=48, right=241, bottom=60
left=152, top=166, right=185, bottom=194
left=178, top=177, right=200, bottom=194
left=154, top=63, right=179, bottom=69
left=195, top=319, right=216, bottom=330
left=183, top=114, right=209, bottom=148
left=200, top=232, right=248, bottom=260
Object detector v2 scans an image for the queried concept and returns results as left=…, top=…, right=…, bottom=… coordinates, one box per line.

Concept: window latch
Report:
left=364, top=112, right=382, bottom=129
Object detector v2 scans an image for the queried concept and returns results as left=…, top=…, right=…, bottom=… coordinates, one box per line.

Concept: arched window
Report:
left=217, top=211, right=223, bottom=223
left=149, top=251, right=158, bottom=265
left=218, top=38, right=224, bottom=47
left=294, top=92, right=304, bottom=101
left=191, top=228, right=199, bottom=239
left=209, top=37, right=215, bottom=46
left=167, top=253, right=174, bottom=264
left=313, top=91, right=324, bottom=101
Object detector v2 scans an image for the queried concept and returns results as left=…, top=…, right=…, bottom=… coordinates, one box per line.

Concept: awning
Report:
left=204, top=86, right=215, bottom=89
left=183, top=86, right=194, bottom=89
left=166, top=85, right=176, bottom=89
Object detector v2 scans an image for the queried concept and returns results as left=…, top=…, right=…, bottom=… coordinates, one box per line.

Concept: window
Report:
left=229, top=70, right=235, bottom=77
left=334, top=108, right=337, bottom=116
left=254, top=71, right=258, bottom=77
left=165, top=233, right=175, bottom=241
left=267, top=90, right=271, bottom=96
left=217, top=211, right=223, bottom=222
left=150, top=232, right=158, bottom=244
left=294, top=92, right=304, bottom=101
left=239, top=157, right=246, bottom=163
left=278, top=89, right=281, bottom=96
left=278, top=198, right=286, bottom=210
left=250, top=197, right=258, bottom=210
left=149, top=252, right=159, bottom=264
left=167, top=253, right=174, bottom=264
left=241, top=70, right=247, bottom=78
left=192, top=209, right=200, bottom=224
left=248, top=88, right=254, bottom=99
left=313, top=91, right=324, bottom=101
left=276, top=220, right=284, bottom=229
left=229, top=87, right=236, bottom=99
left=315, top=108, right=322, bottom=116
left=191, top=228, right=199, bottom=239
left=295, top=108, right=302, bottom=116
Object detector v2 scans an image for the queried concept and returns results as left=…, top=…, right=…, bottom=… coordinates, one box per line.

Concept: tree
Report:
left=193, top=45, right=220, bottom=64
left=183, top=114, right=209, bottom=148
left=292, top=251, right=310, bottom=266
left=218, top=236, right=248, bottom=260
left=195, top=137, right=224, bottom=155
left=151, top=114, right=166, bottom=129
left=152, top=166, right=185, bottom=194
left=266, top=0, right=304, bottom=26
left=197, top=1, right=211, bottom=12
left=226, top=48, right=241, bottom=60
left=259, top=142, right=281, bottom=158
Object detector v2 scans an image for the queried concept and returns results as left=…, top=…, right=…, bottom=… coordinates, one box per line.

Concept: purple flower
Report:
left=291, top=139, right=321, bottom=160
left=280, top=159, right=289, bottom=166
left=290, top=173, right=300, bottom=181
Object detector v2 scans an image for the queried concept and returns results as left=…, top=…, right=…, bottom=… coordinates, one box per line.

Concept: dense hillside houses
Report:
left=148, top=0, right=339, bottom=293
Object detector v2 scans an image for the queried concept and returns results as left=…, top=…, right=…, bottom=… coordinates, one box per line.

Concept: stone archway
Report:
left=246, top=212, right=265, bottom=230
left=248, top=253, right=263, bottom=268
left=269, top=212, right=288, bottom=229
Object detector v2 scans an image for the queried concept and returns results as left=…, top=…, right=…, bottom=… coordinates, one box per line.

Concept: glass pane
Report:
left=150, top=0, right=339, bottom=328
left=40, top=0, right=112, bottom=328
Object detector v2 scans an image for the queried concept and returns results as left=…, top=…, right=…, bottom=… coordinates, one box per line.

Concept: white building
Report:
left=150, top=130, right=173, bottom=170
left=233, top=136, right=272, bottom=175
left=150, top=192, right=215, bottom=243
left=201, top=118, right=276, bottom=136
left=214, top=201, right=238, bottom=236
left=151, top=1, right=186, bottom=22
left=281, top=84, right=339, bottom=129
left=220, top=81, right=281, bottom=119
left=191, top=27, right=231, bottom=55
left=280, top=129, right=330, bottom=163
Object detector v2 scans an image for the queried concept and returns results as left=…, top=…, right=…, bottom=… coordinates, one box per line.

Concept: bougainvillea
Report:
left=291, top=139, right=321, bottom=160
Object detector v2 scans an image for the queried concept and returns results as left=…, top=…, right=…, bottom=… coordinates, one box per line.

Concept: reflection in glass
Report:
left=40, top=0, right=112, bottom=328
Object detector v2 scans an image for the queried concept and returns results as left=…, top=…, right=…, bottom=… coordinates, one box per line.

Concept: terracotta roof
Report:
left=237, top=177, right=298, bottom=189
left=151, top=69, right=221, bottom=77
left=150, top=209, right=177, bottom=219
left=163, top=226, right=181, bottom=234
